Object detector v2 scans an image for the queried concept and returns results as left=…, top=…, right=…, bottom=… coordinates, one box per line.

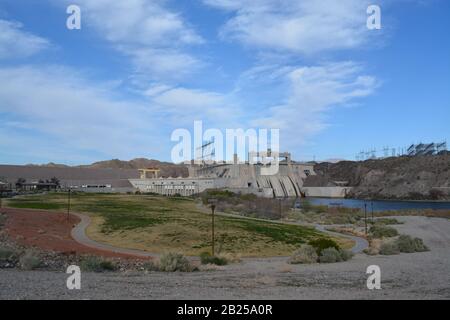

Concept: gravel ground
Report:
left=0, top=216, right=449, bottom=300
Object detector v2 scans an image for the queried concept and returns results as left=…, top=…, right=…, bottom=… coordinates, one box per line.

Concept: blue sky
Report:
left=0, top=0, right=449, bottom=165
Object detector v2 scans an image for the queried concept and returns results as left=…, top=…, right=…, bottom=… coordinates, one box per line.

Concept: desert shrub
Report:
left=99, top=260, right=117, bottom=271
left=369, top=225, right=398, bottom=238
left=201, top=190, right=294, bottom=220
left=364, top=239, right=382, bottom=255
left=215, top=252, right=241, bottom=264
left=412, top=237, right=429, bottom=252
left=396, top=235, right=416, bottom=253
left=396, top=235, right=429, bottom=253
left=200, top=252, right=228, bottom=266
left=19, top=251, right=41, bottom=270
left=143, top=254, right=196, bottom=272
left=159, top=252, right=193, bottom=272
left=308, top=238, right=340, bottom=255
left=363, top=247, right=379, bottom=256
left=0, top=247, right=18, bottom=262
left=319, top=248, right=342, bottom=263
left=80, top=256, right=117, bottom=272
left=339, top=249, right=354, bottom=261
left=379, top=242, right=400, bottom=255
left=288, top=244, right=318, bottom=264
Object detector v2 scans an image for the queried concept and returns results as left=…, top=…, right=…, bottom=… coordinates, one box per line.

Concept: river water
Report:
left=303, top=197, right=450, bottom=212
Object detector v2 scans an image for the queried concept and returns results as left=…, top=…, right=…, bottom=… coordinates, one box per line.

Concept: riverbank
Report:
left=304, top=197, right=450, bottom=212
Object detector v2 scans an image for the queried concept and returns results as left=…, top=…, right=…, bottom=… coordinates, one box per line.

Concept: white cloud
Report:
left=202, top=0, right=382, bottom=154
left=0, top=65, right=163, bottom=160
left=0, top=19, right=49, bottom=59
left=154, top=87, right=223, bottom=109
left=75, top=0, right=203, bottom=46
left=252, top=62, right=378, bottom=149
left=202, top=0, right=243, bottom=10
left=62, top=0, right=204, bottom=79
left=143, top=84, right=172, bottom=97
left=203, top=0, right=372, bottom=54
left=0, top=65, right=243, bottom=162
left=124, top=47, right=202, bottom=78
left=146, top=86, right=243, bottom=128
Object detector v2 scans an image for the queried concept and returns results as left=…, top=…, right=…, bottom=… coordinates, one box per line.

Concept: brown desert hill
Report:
left=25, top=162, right=69, bottom=168
left=305, top=154, right=450, bottom=200
left=78, top=158, right=189, bottom=178
left=0, top=159, right=188, bottom=185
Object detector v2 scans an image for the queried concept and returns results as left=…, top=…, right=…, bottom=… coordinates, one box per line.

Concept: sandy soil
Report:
left=0, top=215, right=449, bottom=299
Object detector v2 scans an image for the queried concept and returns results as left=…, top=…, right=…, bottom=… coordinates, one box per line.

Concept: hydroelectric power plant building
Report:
left=129, top=151, right=317, bottom=198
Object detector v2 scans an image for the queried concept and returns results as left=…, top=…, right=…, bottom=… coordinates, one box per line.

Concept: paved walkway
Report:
left=314, top=224, right=369, bottom=253
left=70, top=212, right=157, bottom=259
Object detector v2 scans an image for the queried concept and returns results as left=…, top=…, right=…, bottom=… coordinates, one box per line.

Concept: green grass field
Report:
left=5, top=193, right=339, bottom=257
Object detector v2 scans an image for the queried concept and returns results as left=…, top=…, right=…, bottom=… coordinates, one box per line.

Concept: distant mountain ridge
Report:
left=79, top=158, right=176, bottom=170
left=25, top=162, right=70, bottom=168
left=26, top=158, right=189, bottom=178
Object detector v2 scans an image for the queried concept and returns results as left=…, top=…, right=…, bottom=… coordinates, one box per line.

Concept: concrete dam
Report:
left=130, top=152, right=316, bottom=198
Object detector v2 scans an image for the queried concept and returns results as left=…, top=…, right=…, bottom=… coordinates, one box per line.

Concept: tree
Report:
left=50, top=177, right=60, bottom=187
left=16, top=178, right=26, bottom=189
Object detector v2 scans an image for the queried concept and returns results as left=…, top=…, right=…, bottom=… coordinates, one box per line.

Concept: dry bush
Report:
left=319, top=248, right=342, bottom=263
left=144, top=253, right=196, bottom=272
left=339, top=249, right=354, bottom=261
left=0, top=247, right=19, bottom=266
left=364, top=238, right=382, bottom=255
left=369, top=225, right=398, bottom=238
left=19, top=251, right=41, bottom=270
left=80, top=256, right=117, bottom=272
left=289, top=244, right=318, bottom=264
left=396, top=235, right=429, bottom=253
left=159, top=252, right=194, bottom=272
left=217, top=252, right=241, bottom=264
left=379, top=241, right=400, bottom=255
left=200, top=252, right=228, bottom=266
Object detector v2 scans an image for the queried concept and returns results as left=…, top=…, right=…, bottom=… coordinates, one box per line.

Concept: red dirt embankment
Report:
left=1, top=208, right=147, bottom=259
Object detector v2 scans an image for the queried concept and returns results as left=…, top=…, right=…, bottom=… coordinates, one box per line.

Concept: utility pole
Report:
left=371, top=201, right=374, bottom=222
left=67, top=188, right=71, bottom=221
left=364, top=203, right=368, bottom=236
left=278, top=197, right=282, bottom=220
left=208, top=198, right=217, bottom=256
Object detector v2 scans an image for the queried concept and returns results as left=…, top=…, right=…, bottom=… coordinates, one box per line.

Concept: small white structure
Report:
left=129, top=178, right=215, bottom=196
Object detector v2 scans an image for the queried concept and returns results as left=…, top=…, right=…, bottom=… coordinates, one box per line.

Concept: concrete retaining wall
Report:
left=302, top=187, right=353, bottom=198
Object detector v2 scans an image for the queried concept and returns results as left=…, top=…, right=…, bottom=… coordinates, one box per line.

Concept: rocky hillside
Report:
left=305, top=154, right=450, bottom=200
